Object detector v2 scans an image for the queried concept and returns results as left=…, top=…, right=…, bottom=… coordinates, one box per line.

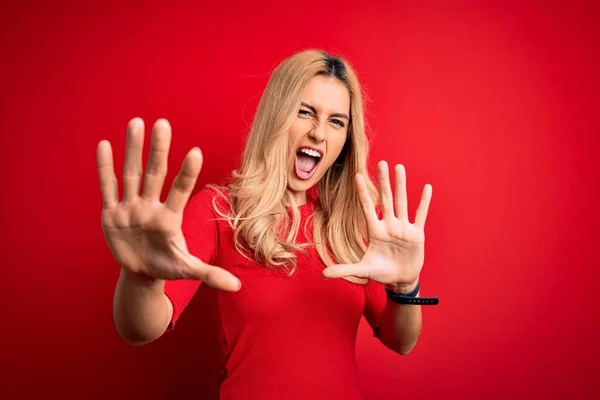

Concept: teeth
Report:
left=299, top=148, right=321, bottom=158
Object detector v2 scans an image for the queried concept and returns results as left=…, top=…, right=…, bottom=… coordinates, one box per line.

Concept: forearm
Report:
left=377, top=281, right=422, bottom=355
left=113, top=268, right=173, bottom=346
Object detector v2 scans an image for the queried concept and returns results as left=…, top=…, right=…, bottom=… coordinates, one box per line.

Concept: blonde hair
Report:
left=208, top=49, right=378, bottom=284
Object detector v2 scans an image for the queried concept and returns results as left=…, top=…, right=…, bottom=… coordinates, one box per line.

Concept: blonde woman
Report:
left=97, top=49, right=438, bottom=399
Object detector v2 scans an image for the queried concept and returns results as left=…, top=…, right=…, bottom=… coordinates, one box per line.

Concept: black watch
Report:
left=384, top=281, right=440, bottom=306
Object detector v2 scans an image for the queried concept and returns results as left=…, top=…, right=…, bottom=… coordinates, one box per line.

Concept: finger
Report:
left=377, top=161, right=394, bottom=219
left=183, top=257, right=242, bottom=292
left=122, top=118, right=145, bottom=201
left=322, top=264, right=370, bottom=279
left=355, top=173, right=379, bottom=227
left=165, top=147, right=203, bottom=213
left=394, top=164, right=409, bottom=220
left=414, top=184, right=433, bottom=229
left=96, top=140, right=119, bottom=208
left=142, top=119, right=172, bottom=202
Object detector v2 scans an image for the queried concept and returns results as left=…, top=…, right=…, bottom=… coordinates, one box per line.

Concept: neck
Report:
left=286, top=188, right=307, bottom=207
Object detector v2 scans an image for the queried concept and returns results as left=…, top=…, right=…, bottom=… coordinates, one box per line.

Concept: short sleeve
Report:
left=164, top=188, right=221, bottom=330
left=363, top=279, right=387, bottom=337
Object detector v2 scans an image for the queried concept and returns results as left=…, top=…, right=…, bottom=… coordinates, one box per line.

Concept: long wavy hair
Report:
left=208, top=49, right=378, bottom=284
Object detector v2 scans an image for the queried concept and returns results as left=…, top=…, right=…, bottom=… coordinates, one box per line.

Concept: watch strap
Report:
left=385, top=281, right=440, bottom=305
left=385, top=293, right=440, bottom=305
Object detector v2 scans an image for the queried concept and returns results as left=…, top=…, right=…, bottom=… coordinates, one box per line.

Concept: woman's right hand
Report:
left=96, top=118, right=241, bottom=292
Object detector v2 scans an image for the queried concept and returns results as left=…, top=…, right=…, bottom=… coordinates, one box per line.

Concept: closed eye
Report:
left=299, top=109, right=346, bottom=128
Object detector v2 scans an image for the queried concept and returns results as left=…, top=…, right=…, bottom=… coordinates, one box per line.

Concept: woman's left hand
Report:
left=322, top=161, right=432, bottom=293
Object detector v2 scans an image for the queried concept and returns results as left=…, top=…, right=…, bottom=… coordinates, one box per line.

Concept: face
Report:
left=287, top=75, right=350, bottom=204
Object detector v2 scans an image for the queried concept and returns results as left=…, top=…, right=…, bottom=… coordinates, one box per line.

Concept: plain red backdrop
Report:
left=1, top=0, right=599, bottom=399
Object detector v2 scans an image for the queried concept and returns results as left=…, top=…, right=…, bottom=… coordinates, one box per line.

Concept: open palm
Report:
left=322, top=161, right=432, bottom=291
left=97, top=118, right=241, bottom=291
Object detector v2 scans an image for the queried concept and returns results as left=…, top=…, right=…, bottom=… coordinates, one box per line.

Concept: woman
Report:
left=96, top=49, right=437, bottom=399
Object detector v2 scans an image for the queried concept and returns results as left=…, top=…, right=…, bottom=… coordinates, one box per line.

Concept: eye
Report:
left=330, top=119, right=345, bottom=128
left=298, top=109, right=312, bottom=117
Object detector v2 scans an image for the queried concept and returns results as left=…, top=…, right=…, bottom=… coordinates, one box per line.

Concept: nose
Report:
left=308, top=120, right=326, bottom=143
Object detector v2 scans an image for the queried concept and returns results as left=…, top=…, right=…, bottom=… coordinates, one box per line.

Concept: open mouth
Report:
left=294, top=147, right=322, bottom=180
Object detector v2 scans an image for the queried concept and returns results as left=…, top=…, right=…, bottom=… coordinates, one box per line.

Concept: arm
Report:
left=99, top=120, right=235, bottom=347
left=323, top=164, right=434, bottom=354
left=376, top=280, right=421, bottom=355
left=113, top=268, right=173, bottom=346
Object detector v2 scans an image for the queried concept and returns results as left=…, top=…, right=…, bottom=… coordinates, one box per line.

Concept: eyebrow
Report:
left=301, top=102, right=350, bottom=121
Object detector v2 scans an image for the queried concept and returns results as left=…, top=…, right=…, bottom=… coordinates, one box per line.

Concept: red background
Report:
left=1, top=0, right=599, bottom=399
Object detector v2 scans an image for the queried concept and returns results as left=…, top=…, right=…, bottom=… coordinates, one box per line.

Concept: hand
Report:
left=322, top=161, right=432, bottom=292
left=96, top=117, right=241, bottom=292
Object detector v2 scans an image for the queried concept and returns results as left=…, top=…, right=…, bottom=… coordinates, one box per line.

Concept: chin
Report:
left=287, top=175, right=317, bottom=191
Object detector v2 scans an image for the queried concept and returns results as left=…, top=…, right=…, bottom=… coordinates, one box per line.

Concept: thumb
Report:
left=322, top=263, right=369, bottom=279
left=183, top=255, right=242, bottom=292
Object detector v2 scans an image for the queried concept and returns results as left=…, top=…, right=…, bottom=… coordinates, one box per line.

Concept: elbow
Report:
left=115, top=326, right=153, bottom=346
left=399, top=338, right=420, bottom=355
left=113, top=320, right=164, bottom=347
left=119, top=331, right=154, bottom=346
left=383, top=339, right=418, bottom=355
left=381, top=328, right=421, bottom=355
left=398, top=343, right=416, bottom=355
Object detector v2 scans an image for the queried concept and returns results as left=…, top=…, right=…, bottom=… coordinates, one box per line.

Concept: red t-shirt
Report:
left=164, top=188, right=387, bottom=400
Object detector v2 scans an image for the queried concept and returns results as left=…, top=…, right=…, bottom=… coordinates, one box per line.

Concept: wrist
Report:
left=120, top=267, right=164, bottom=289
left=385, top=279, right=440, bottom=306
left=385, top=278, right=420, bottom=295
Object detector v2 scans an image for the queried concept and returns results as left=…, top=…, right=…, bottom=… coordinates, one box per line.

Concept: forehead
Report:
left=302, top=75, right=350, bottom=113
